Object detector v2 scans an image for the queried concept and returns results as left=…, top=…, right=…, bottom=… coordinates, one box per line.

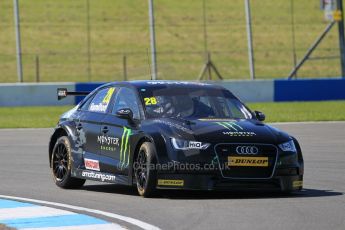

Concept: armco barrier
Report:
left=274, top=78, right=345, bottom=101
left=0, top=83, right=75, bottom=106
left=1, top=79, right=344, bottom=107
left=210, top=80, right=274, bottom=102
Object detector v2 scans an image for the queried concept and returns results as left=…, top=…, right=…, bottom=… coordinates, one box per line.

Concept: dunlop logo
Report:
left=157, top=179, right=184, bottom=186
left=293, top=180, right=303, bottom=188
left=228, top=157, right=269, bottom=167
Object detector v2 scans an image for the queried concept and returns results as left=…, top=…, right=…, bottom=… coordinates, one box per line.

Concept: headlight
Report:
left=171, top=138, right=210, bottom=150
left=278, top=140, right=296, bottom=152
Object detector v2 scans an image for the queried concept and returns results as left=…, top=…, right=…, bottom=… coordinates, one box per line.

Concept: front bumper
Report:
left=157, top=142, right=304, bottom=191
left=156, top=167, right=303, bottom=192
left=156, top=175, right=303, bottom=192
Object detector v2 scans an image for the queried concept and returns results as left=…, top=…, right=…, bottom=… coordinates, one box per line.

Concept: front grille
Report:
left=214, top=143, right=278, bottom=179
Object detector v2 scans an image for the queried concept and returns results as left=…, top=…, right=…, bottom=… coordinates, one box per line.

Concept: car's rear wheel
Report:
left=51, top=136, right=85, bottom=189
left=134, top=142, right=157, bottom=197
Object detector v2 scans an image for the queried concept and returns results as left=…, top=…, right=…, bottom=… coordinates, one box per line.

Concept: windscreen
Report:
left=139, top=86, right=253, bottom=120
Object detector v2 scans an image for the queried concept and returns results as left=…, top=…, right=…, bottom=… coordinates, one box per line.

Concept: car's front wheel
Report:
left=134, top=142, right=157, bottom=197
left=51, top=136, right=85, bottom=189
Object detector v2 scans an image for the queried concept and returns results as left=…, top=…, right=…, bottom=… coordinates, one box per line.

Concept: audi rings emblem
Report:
left=236, top=146, right=259, bottom=155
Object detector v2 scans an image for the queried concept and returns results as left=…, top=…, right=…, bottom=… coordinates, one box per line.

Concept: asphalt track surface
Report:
left=0, top=122, right=344, bottom=230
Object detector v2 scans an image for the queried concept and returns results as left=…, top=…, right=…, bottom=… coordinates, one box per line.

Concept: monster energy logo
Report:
left=216, top=122, right=256, bottom=137
left=120, top=127, right=132, bottom=169
left=216, top=122, right=243, bottom=131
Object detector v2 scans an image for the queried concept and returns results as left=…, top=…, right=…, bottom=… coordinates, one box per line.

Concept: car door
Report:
left=76, top=87, right=116, bottom=167
left=100, top=87, right=141, bottom=174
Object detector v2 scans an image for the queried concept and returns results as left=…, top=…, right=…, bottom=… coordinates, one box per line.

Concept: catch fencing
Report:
left=0, top=0, right=342, bottom=82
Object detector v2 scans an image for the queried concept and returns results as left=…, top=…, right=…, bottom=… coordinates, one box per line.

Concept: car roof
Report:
left=105, top=80, right=225, bottom=90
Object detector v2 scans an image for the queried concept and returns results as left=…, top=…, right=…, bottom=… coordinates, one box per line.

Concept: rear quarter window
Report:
left=87, top=87, right=116, bottom=113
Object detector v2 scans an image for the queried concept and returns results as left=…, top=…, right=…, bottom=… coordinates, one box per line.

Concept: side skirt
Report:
left=72, top=168, right=129, bottom=185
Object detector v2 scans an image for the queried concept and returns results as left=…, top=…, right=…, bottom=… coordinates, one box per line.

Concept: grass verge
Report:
left=248, top=101, right=345, bottom=122
left=0, top=106, right=73, bottom=128
left=0, top=101, right=344, bottom=128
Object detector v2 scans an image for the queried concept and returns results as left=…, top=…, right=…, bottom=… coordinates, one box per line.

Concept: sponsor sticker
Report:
left=215, top=122, right=257, bottom=137
left=89, top=103, right=108, bottom=113
left=100, top=146, right=117, bottom=151
left=97, top=135, right=120, bottom=146
left=293, top=180, right=303, bottom=188
left=223, top=131, right=256, bottom=137
left=97, top=135, right=120, bottom=152
left=157, top=179, right=184, bottom=186
left=84, top=158, right=100, bottom=171
left=188, top=141, right=202, bottom=149
left=228, top=156, right=269, bottom=167
left=81, top=170, right=116, bottom=182
left=89, top=87, right=115, bottom=113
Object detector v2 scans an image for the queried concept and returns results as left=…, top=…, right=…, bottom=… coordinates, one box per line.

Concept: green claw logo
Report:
left=120, top=127, right=132, bottom=169
left=216, top=122, right=243, bottom=131
left=215, top=122, right=256, bottom=137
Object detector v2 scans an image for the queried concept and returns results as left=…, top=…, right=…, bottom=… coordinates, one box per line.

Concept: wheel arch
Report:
left=132, top=132, right=168, bottom=165
left=133, top=136, right=153, bottom=162
left=49, top=126, right=72, bottom=167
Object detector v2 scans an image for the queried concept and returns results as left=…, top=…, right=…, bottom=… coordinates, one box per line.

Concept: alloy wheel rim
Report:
left=135, top=150, right=148, bottom=191
left=52, top=143, right=68, bottom=182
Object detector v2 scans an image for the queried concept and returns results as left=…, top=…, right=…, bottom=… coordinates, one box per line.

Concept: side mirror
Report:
left=254, top=111, right=265, bottom=121
left=116, top=108, right=133, bottom=121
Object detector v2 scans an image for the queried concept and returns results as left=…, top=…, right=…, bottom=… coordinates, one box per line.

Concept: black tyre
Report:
left=134, top=142, right=157, bottom=197
left=51, top=136, right=85, bottom=189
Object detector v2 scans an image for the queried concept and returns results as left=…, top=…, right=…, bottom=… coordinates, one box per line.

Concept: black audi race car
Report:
left=49, top=81, right=304, bottom=197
